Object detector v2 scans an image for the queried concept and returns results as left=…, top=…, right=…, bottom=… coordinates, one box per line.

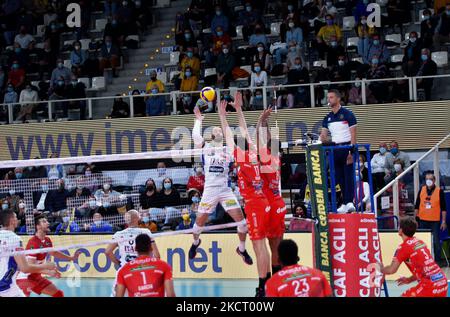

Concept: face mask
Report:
left=373, top=39, right=380, bottom=46
left=164, top=183, right=172, bottom=190
left=57, top=80, right=64, bottom=86
left=15, top=173, right=23, bottom=179
left=74, top=45, right=81, bottom=50
left=63, top=216, right=70, bottom=223
left=257, top=46, right=264, bottom=52
left=142, top=216, right=149, bottom=223
left=196, top=167, right=203, bottom=174
left=379, top=147, right=387, bottom=154
left=390, top=148, right=398, bottom=155
left=187, top=52, right=193, bottom=58
left=254, top=66, right=261, bottom=72
left=192, top=196, right=200, bottom=203
left=182, top=214, right=190, bottom=221
left=9, top=190, right=16, bottom=196
left=255, top=95, right=263, bottom=100
left=326, top=20, right=333, bottom=25
left=185, top=33, right=191, bottom=40
left=421, top=54, right=428, bottom=61
left=85, top=171, right=92, bottom=177
left=152, top=89, right=159, bottom=94
left=103, top=184, right=110, bottom=191
left=13, top=64, right=19, bottom=69
left=106, top=41, right=112, bottom=47
left=42, top=185, right=49, bottom=192
left=425, top=179, right=434, bottom=187
left=216, top=11, right=222, bottom=16
left=2, top=204, right=8, bottom=210
left=289, top=23, right=295, bottom=28
left=89, top=200, right=97, bottom=208
left=290, top=46, right=296, bottom=52
left=361, top=19, right=367, bottom=25
left=394, top=164, right=402, bottom=172
left=338, top=60, right=345, bottom=66
left=371, top=58, right=379, bottom=65
left=331, top=41, right=337, bottom=47
left=19, top=202, right=26, bottom=209
left=58, top=62, right=64, bottom=68
left=15, top=48, right=21, bottom=53
left=103, top=201, right=111, bottom=208
left=423, top=15, right=430, bottom=20
left=217, top=31, right=223, bottom=36
left=410, top=37, right=417, bottom=43
left=355, top=175, right=360, bottom=182
left=7, top=86, right=14, bottom=92
left=288, top=5, right=293, bottom=11
left=246, top=6, right=251, bottom=12
left=185, top=71, right=192, bottom=77
left=94, top=220, right=101, bottom=226
left=222, top=48, right=229, bottom=54
left=293, top=64, right=302, bottom=69
left=355, top=82, right=361, bottom=88
left=151, top=76, right=157, bottom=81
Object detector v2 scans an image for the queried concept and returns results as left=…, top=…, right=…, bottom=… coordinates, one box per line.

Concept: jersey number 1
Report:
left=140, top=272, right=147, bottom=285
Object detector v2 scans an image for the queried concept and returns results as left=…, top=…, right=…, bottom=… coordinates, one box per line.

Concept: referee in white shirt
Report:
left=320, top=90, right=358, bottom=213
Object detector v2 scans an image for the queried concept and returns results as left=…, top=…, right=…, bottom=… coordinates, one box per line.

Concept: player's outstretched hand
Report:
left=45, top=269, right=62, bottom=279
left=396, top=276, right=413, bottom=286
left=218, top=100, right=227, bottom=116
left=231, top=91, right=243, bottom=111
left=193, top=106, right=204, bottom=121
left=44, top=261, right=57, bottom=271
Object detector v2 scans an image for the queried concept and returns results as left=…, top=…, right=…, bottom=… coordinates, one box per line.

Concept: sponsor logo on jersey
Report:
left=130, top=264, right=156, bottom=272
left=209, top=166, right=225, bottom=173
left=430, top=272, right=444, bottom=282
left=284, top=272, right=311, bottom=283
left=413, top=242, right=426, bottom=251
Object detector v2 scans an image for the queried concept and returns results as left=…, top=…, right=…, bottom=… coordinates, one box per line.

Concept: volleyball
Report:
left=200, top=87, right=216, bottom=102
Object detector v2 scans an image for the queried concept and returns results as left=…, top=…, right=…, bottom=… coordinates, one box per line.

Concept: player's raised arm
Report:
left=105, top=242, right=120, bottom=267
left=50, top=250, right=81, bottom=262
left=218, top=99, right=235, bottom=149
left=192, top=106, right=205, bottom=149
left=165, top=279, right=176, bottom=297
left=256, top=108, right=272, bottom=149
left=230, top=91, right=254, bottom=149
left=14, top=254, right=58, bottom=275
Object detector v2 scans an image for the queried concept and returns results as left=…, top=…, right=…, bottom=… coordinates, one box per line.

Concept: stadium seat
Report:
left=64, top=59, right=72, bottom=69
left=313, top=60, right=327, bottom=68
left=347, top=37, right=359, bottom=48
left=35, top=42, right=45, bottom=49
left=343, top=16, right=356, bottom=30
left=385, top=33, right=402, bottom=48
left=79, top=39, right=91, bottom=50
left=169, top=71, right=180, bottom=82
left=376, top=0, right=388, bottom=6
left=168, top=51, right=180, bottom=66
left=91, top=76, right=106, bottom=90
left=431, top=51, right=448, bottom=68
left=270, top=22, right=282, bottom=36
left=234, top=5, right=244, bottom=12
left=352, top=57, right=363, bottom=64
left=233, top=25, right=244, bottom=40
left=31, top=81, right=40, bottom=89
left=202, top=28, right=212, bottom=34
left=78, top=77, right=90, bottom=88
left=95, top=19, right=108, bottom=32
left=36, top=24, right=46, bottom=37
left=390, top=54, right=404, bottom=63
left=204, top=68, right=217, bottom=78
left=157, top=71, right=167, bottom=84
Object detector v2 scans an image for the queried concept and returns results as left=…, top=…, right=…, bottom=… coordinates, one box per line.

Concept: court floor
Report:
left=31, top=278, right=446, bottom=297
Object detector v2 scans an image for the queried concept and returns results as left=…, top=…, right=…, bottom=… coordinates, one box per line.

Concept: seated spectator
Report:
left=44, top=5, right=58, bottom=26
left=358, top=154, right=369, bottom=182
left=371, top=142, right=391, bottom=193
left=7, top=61, right=26, bottom=90
left=177, top=94, right=196, bottom=114
left=14, top=25, right=35, bottom=51
left=70, top=41, right=88, bottom=76
left=131, top=89, right=147, bottom=117
left=287, top=57, right=310, bottom=107
left=249, top=23, right=269, bottom=50
left=285, top=41, right=305, bottom=71
left=385, top=140, right=411, bottom=182
left=420, top=9, right=436, bottom=49
left=319, top=0, right=338, bottom=19
left=354, top=169, right=371, bottom=211
left=110, top=94, right=130, bottom=118
left=140, top=178, right=160, bottom=209
left=36, top=39, right=57, bottom=80
left=238, top=2, right=263, bottom=41
left=180, top=66, right=198, bottom=92
left=88, top=212, right=113, bottom=232
left=50, top=58, right=72, bottom=89
left=47, top=179, right=70, bottom=217
left=275, top=19, right=303, bottom=65
left=288, top=204, right=312, bottom=231
left=250, top=61, right=268, bottom=89
left=402, top=32, right=423, bottom=74
left=316, top=14, right=342, bottom=60
left=132, top=0, right=153, bottom=32
left=104, top=15, right=126, bottom=48
left=9, top=43, right=29, bottom=69
left=347, top=77, right=377, bottom=105
left=139, top=210, right=158, bottom=233
left=187, top=188, right=201, bottom=215
left=211, top=5, right=229, bottom=34
left=356, top=15, right=377, bottom=58
left=326, top=35, right=346, bottom=67
left=66, top=74, right=87, bottom=120
left=146, top=86, right=166, bottom=116
left=353, top=0, right=370, bottom=23
left=3, top=83, right=18, bottom=106
left=1, top=198, right=10, bottom=212
left=362, top=34, right=390, bottom=65
left=386, top=0, right=411, bottom=34
left=252, top=42, right=272, bottom=74
left=33, top=179, right=51, bottom=211
left=49, top=78, right=69, bottom=119
left=179, top=29, right=198, bottom=53
left=55, top=210, right=80, bottom=234
left=276, top=89, right=295, bottom=109
left=216, top=44, right=235, bottom=88
left=330, top=55, right=351, bottom=82
left=433, top=3, right=450, bottom=50
left=45, top=21, right=62, bottom=57
left=100, top=36, right=121, bottom=77
left=17, top=82, right=39, bottom=122
left=249, top=89, right=264, bottom=110
left=84, top=53, right=101, bottom=79
left=180, top=47, right=201, bottom=79
left=158, top=177, right=181, bottom=208
left=176, top=208, right=194, bottom=230
left=145, top=70, right=165, bottom=93
left=366, top=55, right=390, bottom=103
left=15, top=199, right=27, bottom=228
left=207, top=26, right=232, bottom=66
left=187, top=165, right=205, bottom=194
left=416, top=48, right=437, bottom=101
left=69, top=178, right=92, bottom=198
left=174, top=12, right=189, bottom=46
left=94, top=182, right=122, bottom=216
left=75, top=196, right=99, bottom=218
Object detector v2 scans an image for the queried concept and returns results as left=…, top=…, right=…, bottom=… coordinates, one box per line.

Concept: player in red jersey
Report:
left=257, top=107, right=287, bottom=275
left=380, top=217, right=448, bottom=297
left=16, top=214, right=80, bottom=297
left=218, top=92, right=271, bottom=297
left=116, top=234, right=175, bottom=297
left=265, top=239, right=332, bottom=297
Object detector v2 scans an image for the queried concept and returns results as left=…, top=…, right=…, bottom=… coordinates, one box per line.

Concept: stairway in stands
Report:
left=94, top=0, right=190, bottom=118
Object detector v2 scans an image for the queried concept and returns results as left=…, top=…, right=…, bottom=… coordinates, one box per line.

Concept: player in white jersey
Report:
left=0, top=210, right=59, bottom=297
left=105, top=209, right=160, bottom=296
left=188, top=106, right=253, bottom=265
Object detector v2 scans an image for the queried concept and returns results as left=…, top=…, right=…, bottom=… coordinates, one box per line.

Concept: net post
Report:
left=24, top=191, right=35, bottom=234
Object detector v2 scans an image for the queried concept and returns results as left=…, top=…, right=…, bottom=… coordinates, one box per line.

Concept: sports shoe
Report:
left=337, top=204, right=347, bottom=213
left=236, top=247, right=253, bottom=265
left=255, top=287, right=265, bottom=297
left=346, top=202, right=356, bottom=212
left=188, top=239, right=201, bottom=259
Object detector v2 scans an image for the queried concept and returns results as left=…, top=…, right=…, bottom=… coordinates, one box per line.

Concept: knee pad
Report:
left=193, top=223, right=204, bottom=235
left=52, top=290, right=64, bottom=297
left=237, top=219, right=248, bottom=234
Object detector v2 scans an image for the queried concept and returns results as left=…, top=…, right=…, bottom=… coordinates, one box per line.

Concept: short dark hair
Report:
left=135, top=234, right=152, bottom=254
left=400, top=217, right=417, bottom=237
left=1, top=210, right=15, bottom=227
left=34, top=214, right=46, bottom=231
left=278, top=239, right=300, bottom=266
left=328, top=89, right=341, bottom=99
left=425, top=172, right=436, bottom=180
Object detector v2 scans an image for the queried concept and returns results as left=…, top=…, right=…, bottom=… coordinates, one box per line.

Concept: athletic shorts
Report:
left=266, top=198, right=287, bottom=239
left=0, top=284, right=25, bottom=297
left=245, top=197, right=271, bottom=241
left=198, top=187, right=240, bottom=214
left=17, top=274, right=53, bottom=296
left=402, top=280, right=448, bottom=297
